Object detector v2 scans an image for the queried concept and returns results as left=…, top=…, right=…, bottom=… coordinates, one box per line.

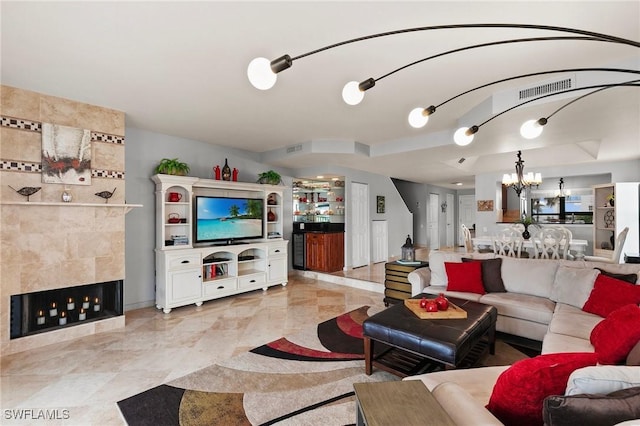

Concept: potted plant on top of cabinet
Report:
left=257, top=170, right=282, bottom=185
left=155, top=158, right=190, bottom=176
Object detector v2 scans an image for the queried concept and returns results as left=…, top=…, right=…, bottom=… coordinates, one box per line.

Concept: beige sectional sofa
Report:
left=404, top=251, right=640, bottom=425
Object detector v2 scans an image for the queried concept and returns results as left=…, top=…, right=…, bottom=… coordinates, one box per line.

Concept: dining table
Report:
left=472, top=236, right=589, bottom=260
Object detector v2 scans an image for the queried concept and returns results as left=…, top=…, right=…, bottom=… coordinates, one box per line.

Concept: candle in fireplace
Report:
left=49, top=302, right=58, bottom=317
left=67, top=297, right=75, bottom=311
left=94, top=298, right=100, bottom=312
left=37, top=310, right=45, bottom=325
left=78, top=309, right=86, bottom=321
left=82, top=296, right=90, bottom=310
left=59, top=311, right=67, bottom=326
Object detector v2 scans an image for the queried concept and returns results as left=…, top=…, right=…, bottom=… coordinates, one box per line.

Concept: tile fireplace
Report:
left=10, top=280, right=123, bottom=339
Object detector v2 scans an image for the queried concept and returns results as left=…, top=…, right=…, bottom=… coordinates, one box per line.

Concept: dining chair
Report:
left=534, top=227, right=568, bottom=260
left=461, top=224, right=473, bottom=253
left=492, top=228, right=523, bottom=257
left=584, top=227, right=629, bottom=264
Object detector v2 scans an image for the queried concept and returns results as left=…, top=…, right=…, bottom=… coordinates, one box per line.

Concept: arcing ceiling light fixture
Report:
left=407, top=68, right=640, bottom=129
left=247, top=23, right=640, bottom=91
left=519, top=79, right=640, bottom=139
left=452, top=82, right=640, bottom=146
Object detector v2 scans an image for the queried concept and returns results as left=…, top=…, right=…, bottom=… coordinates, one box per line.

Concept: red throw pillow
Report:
left=444, top=261, right=485, bottom=294
left=582, top=274, right=640, bottom=317
left=590, top=304, right=640, bottom=365
left=486, top=352, right=598, bottom=426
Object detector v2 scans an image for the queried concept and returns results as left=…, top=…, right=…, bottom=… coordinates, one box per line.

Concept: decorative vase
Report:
left=222, top=159, right=231, bottom=181
left=267, top=209, right=276, bottom=222
left=232, top=168, right=238, bottom=182
left=609, top=199, right=614, bottom=207
left=522, top=225, right=530, bottom=240
left=213, top=165, right=221, bottom=180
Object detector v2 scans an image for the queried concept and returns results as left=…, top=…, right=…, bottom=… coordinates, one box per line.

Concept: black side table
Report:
left=383, top=261, right=429, bottom=306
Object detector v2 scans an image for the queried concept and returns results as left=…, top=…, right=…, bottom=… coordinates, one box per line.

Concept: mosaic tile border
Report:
left=1, top=116, right=125, bottom=145
left=0, top=117, right=42, bottom=132
left=0, top=160, right=124, bottom=179
left=0, top=160, right=42, bottom=172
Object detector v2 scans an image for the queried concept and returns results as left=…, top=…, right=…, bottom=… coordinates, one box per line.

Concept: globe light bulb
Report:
left=247, top=57, right=277, bottom=90
left=408, top=107, right=429, bottom=128
left=342, top=81, right=365, bottom=105
left=454, top=127, right=475, bottom=146
left=520, top=119, right=544, bottom=139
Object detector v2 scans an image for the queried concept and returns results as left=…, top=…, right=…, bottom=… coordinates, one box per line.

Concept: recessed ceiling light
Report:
left=331, top=177, right=339, bottom=181
left=317, top=175, right=324, bottom=179
left=453, top=182, right=463, bottom=186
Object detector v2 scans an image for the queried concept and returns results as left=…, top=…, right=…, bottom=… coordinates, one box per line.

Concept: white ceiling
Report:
left=2, top=1, right=639, bottom=189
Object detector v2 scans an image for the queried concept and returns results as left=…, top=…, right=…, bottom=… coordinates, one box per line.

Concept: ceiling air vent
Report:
left=519, top=78, right=573, bottom=100
left=286, top=144, right=303, bottom=154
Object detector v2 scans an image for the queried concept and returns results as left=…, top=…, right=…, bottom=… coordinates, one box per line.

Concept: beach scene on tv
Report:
left=196, top=197, right=263, bottom=241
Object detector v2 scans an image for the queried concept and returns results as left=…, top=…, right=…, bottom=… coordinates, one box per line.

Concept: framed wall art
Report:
left=41, top=123, right=92, bottom=185
left=477, top=200, right=494, bottom=211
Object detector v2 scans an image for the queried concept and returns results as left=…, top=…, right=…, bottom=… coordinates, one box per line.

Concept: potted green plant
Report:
left=257, top=170, right=282, bottom=185
left=154, top=158, right=190, bottom=176
left=518, top=215, right=539, bottom=240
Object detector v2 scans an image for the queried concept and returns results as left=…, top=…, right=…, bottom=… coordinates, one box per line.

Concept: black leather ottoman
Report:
left=363, top=295, right=497, bottom=377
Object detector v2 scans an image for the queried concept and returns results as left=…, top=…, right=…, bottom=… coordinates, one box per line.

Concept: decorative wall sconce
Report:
left=441, top=202, right=447, bottom=213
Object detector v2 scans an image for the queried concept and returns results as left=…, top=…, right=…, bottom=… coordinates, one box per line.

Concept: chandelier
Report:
left=502, top=151, right=542, bottom=197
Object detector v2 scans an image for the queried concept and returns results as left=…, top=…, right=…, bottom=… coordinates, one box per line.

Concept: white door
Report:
left=458, top=195, right=476, bottom=246
left=428, top=193, right=440, bottom=249
left=445, top=193, right=455, bottom=247
left=371, top=220, right=388, bottom=263
left=351, top=182, right=370, bottom=268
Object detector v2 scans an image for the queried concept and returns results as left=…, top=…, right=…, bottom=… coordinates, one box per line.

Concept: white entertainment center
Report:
left=152, top=174, right=288, bottom=313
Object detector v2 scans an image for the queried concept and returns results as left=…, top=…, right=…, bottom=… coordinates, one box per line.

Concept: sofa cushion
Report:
left=480, top=292, right=555, bottom=325
left=486, top=352, right=598, bottom=426
left=499, top=256, right=558, bottom=298
left=548, top=303, right=603, bottom=341
left=542, top=331, right=595, bottom=355
left=543, top=386, right=640, bottom=426
left=566, top=366, right=640, bottom=396
left=431, top=382, right=503, bottom=426
left=462, top=257, right=506, bottom=293
left=590, top=304, right=640, bottom=365
left=550, top=266, right=599, bottom=309
left=595, top=267, right=638, bottom=284
left=582, top=274, right=640, bottom=317
left=428, top=252, right=466, bottom=286
left=445, top=261, right=485, bottom=294
left=628, top=340, right=640, bottom=366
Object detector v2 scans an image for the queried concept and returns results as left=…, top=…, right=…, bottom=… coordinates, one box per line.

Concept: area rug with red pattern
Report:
left=117, top=305, right=536, bottom=425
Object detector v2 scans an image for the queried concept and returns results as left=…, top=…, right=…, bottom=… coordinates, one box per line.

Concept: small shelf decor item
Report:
left=154, top=158, right=190, bottom=176
left=257, top=170, right=282, bottom=185
left=607, top=193, right=615, bottom=207
left=401, top=235, right=415, bottom=262
left=95, top=187, right=116, bottom=203
left=9, top=185, right=41, bottom=201
left=377, top=195, right=385, bottom=213
left=222, top=159, right=231, bottom=181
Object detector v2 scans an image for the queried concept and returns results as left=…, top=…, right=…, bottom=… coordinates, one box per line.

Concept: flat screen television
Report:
left=194, top=196, right=264, bottom=245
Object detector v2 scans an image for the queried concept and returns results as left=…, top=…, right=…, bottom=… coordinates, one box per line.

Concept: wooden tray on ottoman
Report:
left=404, top=299, right=467, bottom=319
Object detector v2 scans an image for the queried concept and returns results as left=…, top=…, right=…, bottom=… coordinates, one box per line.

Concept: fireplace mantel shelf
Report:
left=1, top=202, right=143, bottom=213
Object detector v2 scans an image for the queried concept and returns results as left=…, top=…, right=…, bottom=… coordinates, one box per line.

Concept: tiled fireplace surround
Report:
left=0, top=86, right=129, bottom=355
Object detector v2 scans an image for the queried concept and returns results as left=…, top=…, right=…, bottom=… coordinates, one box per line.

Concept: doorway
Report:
left=458, top=195, right=476, bottom=246
left=428, top=193, right=440, bottom=249
left=351, top=182, right=370, bottom=268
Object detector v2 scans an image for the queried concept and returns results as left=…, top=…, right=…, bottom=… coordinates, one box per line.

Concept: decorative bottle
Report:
left=213, top=165, right=221, bottom=180
left=267, top=209, right=276, bottom=222
left=222, top=159, right=231, bottom=181
left=232, top=168, right=238, bottom=182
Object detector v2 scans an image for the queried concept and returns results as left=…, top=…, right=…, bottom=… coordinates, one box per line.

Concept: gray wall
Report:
left=124, top=127, right=411, bottom=310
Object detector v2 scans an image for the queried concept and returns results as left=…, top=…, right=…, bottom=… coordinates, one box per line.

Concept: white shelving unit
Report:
left=152, top=174, right=288, bottom=313
left=293, top=180, right=345, bottom=223
left=592, top=182, right=639, bottom=260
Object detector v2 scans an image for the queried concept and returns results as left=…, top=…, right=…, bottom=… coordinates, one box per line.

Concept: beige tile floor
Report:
left=0, top=273, right=388, bottom=425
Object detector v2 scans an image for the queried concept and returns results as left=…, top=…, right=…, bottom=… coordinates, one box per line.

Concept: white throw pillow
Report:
left=500, top=256, right=559, bottom=298
left=566, top=366, right=640, bottom=396
left=428, top=251, right=465, bottom=286
left=550, top=266, right=600, bottom=308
